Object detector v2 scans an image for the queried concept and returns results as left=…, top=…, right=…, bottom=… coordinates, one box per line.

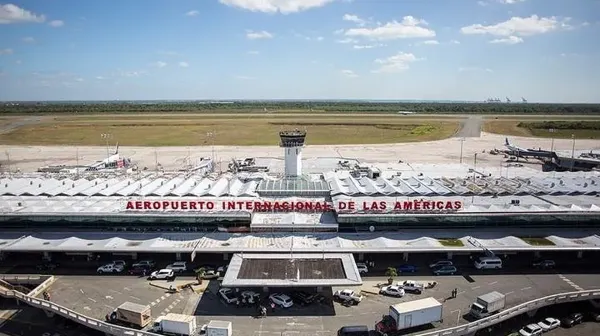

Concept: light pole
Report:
left=100, top=133, right=112, bottom=163
left=206, top=131, right=215, bottom=162
left=571, top=134, right=576, bottom=172
left=473, top=153, right=478, bottom=181
left=459, top=138, right=465, bottom=164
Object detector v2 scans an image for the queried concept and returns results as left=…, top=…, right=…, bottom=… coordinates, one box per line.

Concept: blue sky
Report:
left=0, top=0, right=599, bottom=102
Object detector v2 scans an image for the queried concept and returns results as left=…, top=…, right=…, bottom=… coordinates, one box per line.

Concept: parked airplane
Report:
left=504, top=138, right=554, bottom=157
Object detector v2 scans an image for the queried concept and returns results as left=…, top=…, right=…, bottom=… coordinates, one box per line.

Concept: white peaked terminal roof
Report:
left=0, top=230, right=599, bottom=253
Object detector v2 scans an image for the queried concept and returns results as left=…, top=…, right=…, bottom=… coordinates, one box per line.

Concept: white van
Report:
left=474, top=256, right=503, bottom=270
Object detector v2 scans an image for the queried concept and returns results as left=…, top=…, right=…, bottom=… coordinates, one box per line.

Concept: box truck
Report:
left=469, top=291, right=506, bottom=319
left=151, top=313, right=198, bottom=335
left=112, top=301, right=152, bottom=328
left=206, top=320, right=232, bottom=336
left=375, top=297, right=443, bottom=335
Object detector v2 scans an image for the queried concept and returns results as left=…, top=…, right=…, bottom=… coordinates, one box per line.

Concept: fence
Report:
left=0, top=286, right=160, bottom=336
left=415, top=289, right=600, bottom=336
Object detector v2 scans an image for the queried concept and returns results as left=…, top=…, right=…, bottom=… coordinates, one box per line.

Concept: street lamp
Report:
left=459, top=138, right=465, bottom=164
left=571, top=134, right=576, bottom=172
left=100, top=133, right=112, bottom=163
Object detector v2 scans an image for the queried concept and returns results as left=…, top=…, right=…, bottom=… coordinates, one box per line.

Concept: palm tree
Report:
left=385, top=267, right=398, bottom=285
left=194, top=267, right=206, bottom=285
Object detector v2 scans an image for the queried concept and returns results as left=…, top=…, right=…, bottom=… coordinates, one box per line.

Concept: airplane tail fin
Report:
left=114, top=142, right=119, bottom=155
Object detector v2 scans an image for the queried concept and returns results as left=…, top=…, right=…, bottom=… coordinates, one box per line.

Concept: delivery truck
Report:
left=469, top=291, right=506, bottom=319
left=375, top=297, right=443, bottom=335
left=206, top=320, right=232, bottom=336
left=111, top=301, right=152, bottom=328
left=151, top=313, right=198, bottom=335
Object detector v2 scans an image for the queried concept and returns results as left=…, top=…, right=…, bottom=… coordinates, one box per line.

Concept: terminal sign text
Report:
left=125, top=199, right=463, bottom=212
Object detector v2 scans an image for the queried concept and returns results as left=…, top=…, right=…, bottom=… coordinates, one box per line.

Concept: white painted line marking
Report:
left=104, top=305, right=113, bottom=309
left=123, top=287, right=131, bottom=291
left=88, top=298, right=97, bottom=303
left=164, top=309, right=170, bottom=313
left=109, top=289, right=122, bottom=295
left=168, top=304, right=174, bottom=310
left=129, top=296, right=141, bottom=301
left=450, top=309, right=460, bottom=313
left=521, top=287, right=532, bottom=291
left=154, top=299, right=160, bottom=304
left=79, top=289, right=84, bottom=294
left=165, top=293, right=171, bottom=298
left=83, top=306, right=91, bottom=311
left=471, top=286, right=481, bottom=290
left=151, top=302, right=156, bottom=307
left=160, top=295, right=166, bottom=300
left=458, top=291, right=465, bottom=295
left=488, top=281, right=498, bottom=285
left=505, top=291, right=514, bottom=295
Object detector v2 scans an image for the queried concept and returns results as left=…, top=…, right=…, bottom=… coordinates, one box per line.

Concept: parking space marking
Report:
left=505, top=291, right=514, bottom=295
left=123, top=287, right=131, bottom=291
left=88, top=298, right=97, bottom=303
left=471, top=286, right=481, bottom=289
left=109, top=289, right=123, bottom=295
left=488, top=281, right=498, bottom=285
left=558, top=274, right=584, bottom=291
left=521, top=287, right=532, bottom=291
left=129, top=295, right=141, bottom=301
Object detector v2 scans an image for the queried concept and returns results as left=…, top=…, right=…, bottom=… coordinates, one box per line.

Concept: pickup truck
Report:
left=97, top=263, right=124, bottom=274
left=333, top=289, right=363, bottom=305
left=399, top=280, right=424, bottom=294
left=379, top=285, right=405, bottom=297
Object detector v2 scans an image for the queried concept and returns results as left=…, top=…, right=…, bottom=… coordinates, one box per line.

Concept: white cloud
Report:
left=459, top=67, right=493, bottom=73
left=345, top=16, right=435, bottom=40
left=336, top=37, right=358, bottom=44
left=449, top=39, right=460, bottom=44
left=186, top=10, right=199, bottom=16
left=235, top=75, right=254, bottom=80
left=489, top=35, right=523, bottom=44
left=353, top=43, right=385, bottom=49
left=341, top=69, right=358, bottom=78
left=48, top=20, right=64, bottom=27
left=152, top=61, right=167, bottom=68
left=477, top=0, right=487, bottom=5
left=343, top=14, right=366, bottom=26
left=96, top=76, right=105, bottom=80
left=22, top=36, right=35, bottom=43
left=333, top=28, right=344, bottom=35
left=0, top=48, right=13, bottom=55
left=499, top=0, right=526, bottom=4
left=372, top=52, right=420, bottom=73
left=0, top=4, right=45, bottom=24
left=218, top=0, right=336, bottom=14
left=247, top=50, right=260, bottom=55
left=75, top=78, right=84, bottom=82
left=246, top=30, right=273, bottom=39
left=178, top=61, right=189, bottom=67
left=421, top=40, right=439, bottom=45
left=461, top=15, right=571, bottom=37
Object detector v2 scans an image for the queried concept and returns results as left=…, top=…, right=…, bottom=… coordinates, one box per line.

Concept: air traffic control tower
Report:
left=279, top=129, right=306, bottom=177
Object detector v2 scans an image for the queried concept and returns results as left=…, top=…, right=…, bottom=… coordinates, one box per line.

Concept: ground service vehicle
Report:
left=113, top=302, right=152, bottom=328
left=151, top=313, right=197, bottom=335
left=469, top=291, right=506, bottom=319
left=206, top=320, right=232, bottom=336
left=375, top=297, right=443, bottom=335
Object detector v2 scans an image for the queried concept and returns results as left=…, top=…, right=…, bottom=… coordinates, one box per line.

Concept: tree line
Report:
left=1, top=101, right=600, bottom=115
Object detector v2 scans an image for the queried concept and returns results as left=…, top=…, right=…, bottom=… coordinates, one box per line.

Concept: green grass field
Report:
left=483, top=119, right=600, bottom=139
left=0, top=115, right=461, bottom=146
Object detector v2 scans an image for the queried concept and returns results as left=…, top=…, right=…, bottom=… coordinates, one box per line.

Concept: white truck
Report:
left=206, top=320, right=232, bottom=336
left=333, top=289, right=363, bottom=304
left=375, top=298, right=443, bottom=335
left=469, top=291, right=506, bottom=319
left=151, top=313, right=197, bottom=335
left=399, top=280, right=424, bottom=294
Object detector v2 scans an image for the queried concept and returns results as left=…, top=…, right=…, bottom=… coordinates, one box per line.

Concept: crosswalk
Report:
left=148, top=292, right=186, bottom=316
left=558, top=274, right=584, bottom=291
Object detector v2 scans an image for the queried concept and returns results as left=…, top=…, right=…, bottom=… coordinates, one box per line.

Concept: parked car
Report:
left=432, top=265, right=457, bottom=275
left=291, top=291, right=317, bottom=305
left=333, top=289, right=363, bottom=304
left=97, top=263, right=124, bottom=274
left=269, top=293, right=294, bottom=308
left=587, top=311, right=600, bottom=322
left=36, top=262, right=59, bottom=272
left=128, top=266, right=147, bottom=276
left=379, top=285, right=405, bottom=297
left=356, top=263, right=369, bottom=274
left=397, top=264, right=418, bottom=273
left=202, top=270, right=220, bottom=279
left=218, top=288, right=238, bottom=304
left=111, top=260, right=127, bottom=268
left=561, top=312, right=584, bottom=328
left=166, top=261, right=188, bottom=273
left=149, top=269, right=175, bottom=280
left=241, top=291, right=260, bottom=304
left=518, top=324, right=542, bottom=336
left=429, top=260, right=453, bottom=269
left=132, top=260, right=155, bottom=269
left=532, top=260, right=555, bottom=269
left=537, top=317, right=560, bottom=331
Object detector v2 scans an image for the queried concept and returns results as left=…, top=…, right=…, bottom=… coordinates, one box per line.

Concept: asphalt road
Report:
left=37, top=272, right=600, bottom=336
left=454, top=115, right=483, bottom=138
